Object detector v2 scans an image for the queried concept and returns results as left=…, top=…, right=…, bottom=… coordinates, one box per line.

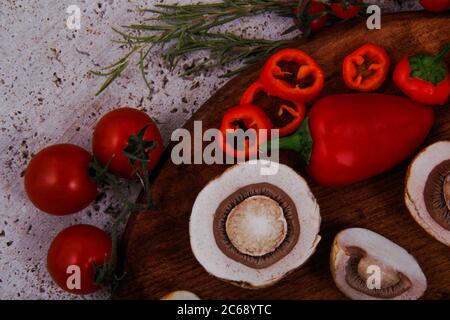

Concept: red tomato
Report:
left=420, top=0, right=450, bottom=12
left=331, top=2, right=362, bottom=19
left=294, top=1, right=328, bottom=33
left=24, top=144, right=97, bottom=215
left=47, top=224, right=112, bottom=295
left=92, top=108, right=163, bottom=179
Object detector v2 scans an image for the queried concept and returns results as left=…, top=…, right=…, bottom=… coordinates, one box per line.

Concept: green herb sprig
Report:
left=94, top=0, right=305, bottom=96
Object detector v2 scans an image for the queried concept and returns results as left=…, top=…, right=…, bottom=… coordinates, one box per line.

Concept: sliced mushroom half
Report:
left=161, top=290, right=200, bottom=300
left=190, top=160, right=321, bottom=288
left=405, top=141, right=450, bottom=246
left=331, top=228, right=427, bottom=300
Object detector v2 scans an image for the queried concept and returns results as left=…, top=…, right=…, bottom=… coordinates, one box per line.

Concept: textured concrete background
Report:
left=0, top=0, right=420, bottom=299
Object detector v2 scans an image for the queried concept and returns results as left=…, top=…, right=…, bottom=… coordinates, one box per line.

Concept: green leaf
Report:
left=95, top=62, right=128, bottom=96
left=122, top=124, right=158, bottom=164
left=409, top=43, right=450, bottom=85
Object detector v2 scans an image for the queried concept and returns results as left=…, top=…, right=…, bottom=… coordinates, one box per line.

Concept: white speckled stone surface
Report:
left=0, top=0, right=421, bottom=299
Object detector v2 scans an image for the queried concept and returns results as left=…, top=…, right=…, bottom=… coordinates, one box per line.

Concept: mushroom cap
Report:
left=405, top=141, right=450, bottom=246
left=330, top=228, right=427, bottom=300
left=161, top=290, right=200, bottom=300
left=190, top=160, right=321, bottom=288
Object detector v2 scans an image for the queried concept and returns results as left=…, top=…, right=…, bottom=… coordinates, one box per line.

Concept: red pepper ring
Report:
left=240, top=81, right=306, bottom=137
left=219, top=104, right=273, bottom=160
left=259, top=48, right=325, bottom=103
left=342, top=43, right=390, bottom=92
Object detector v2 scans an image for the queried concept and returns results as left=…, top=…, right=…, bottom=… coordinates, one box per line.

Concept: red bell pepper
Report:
left=259, top=48, right=325, bottom=103
left=267, top=94, right=434, bottom=186
left=240, top=81, right=306, bottom=137
left=393, top=43, right=450, bottom=105
left=342, top=43, right=390, bottom=92
left=219, top=104, right=273, bottom=160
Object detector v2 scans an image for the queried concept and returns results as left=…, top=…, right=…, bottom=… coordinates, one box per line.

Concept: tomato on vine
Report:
left=293, top=0, right=329, bottom=34
left=420, top=0, right=450, bottom=12
left=92, top=108, right=163, bottom=179
left=24, top=144, right=97, bottom=215
left=47, top=224, right=112, bottom=295
left=330, top=1, right=363, bottom=19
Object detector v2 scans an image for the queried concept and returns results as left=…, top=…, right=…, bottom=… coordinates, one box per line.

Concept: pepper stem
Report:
left=277, top=132, right=303, bottom=153
left=263, top=118, right=313, bottom=166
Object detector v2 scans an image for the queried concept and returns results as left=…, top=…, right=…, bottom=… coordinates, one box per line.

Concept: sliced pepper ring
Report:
left=342, top=43, right=390, bottom=92
left=259, top=48, right=325, bottom=103
left=240, top=81, right=306, bottom=137
left=219, top=104, right=273, bottom=160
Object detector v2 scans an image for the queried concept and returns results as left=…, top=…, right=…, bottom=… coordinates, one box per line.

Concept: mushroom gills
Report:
left=424, top=159, right=450, bottom=231
left=344, top=247, right=411, bottom=299
left=331, top=228, right=427, bottom=300
left=190, top=160, right=321, bottom=288
left=405, top=141, right=450, bottom=247
left=214, top=183, right=300, bottom=269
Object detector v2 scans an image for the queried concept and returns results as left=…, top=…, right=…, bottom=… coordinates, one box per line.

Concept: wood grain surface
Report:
left=115, top=12, right=450, bottom=300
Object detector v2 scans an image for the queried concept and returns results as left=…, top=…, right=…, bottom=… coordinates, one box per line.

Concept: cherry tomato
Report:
left=47, top=224, right=112, bottom=295
left=24, top=144, right=97, bottom=215
left=92, top=108, right=163, bottom=179
left=331, top=2, right=362, bottom=19
left=294, top=1, right=328, bottom=33
left=420, top=0, right=450, bottom=12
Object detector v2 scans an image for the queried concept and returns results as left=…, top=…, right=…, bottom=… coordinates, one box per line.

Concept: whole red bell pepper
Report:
left=267, top=94, right=434, bottom=186
left=393, top=43, right=450, bottom=105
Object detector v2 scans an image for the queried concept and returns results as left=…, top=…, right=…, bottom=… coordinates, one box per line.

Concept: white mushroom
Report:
left=190, top=160, right=321, bottom=288
left=161, top=290, right=200, bottom=300
left=330, top=228, right=427, bottom=300
left=405, top=141, right=450, bottom=246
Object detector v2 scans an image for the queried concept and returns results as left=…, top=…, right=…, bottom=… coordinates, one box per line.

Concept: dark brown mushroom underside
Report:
left=424, top=159, right=450, bottom=231
left=344, top=247, right=411, bottom=299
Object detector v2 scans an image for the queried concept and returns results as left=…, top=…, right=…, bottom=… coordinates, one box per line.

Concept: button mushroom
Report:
left=405, top=141, right=450, bottom=246
left=330, top=228, right=427, bottom=300
left=190, top=160, right=321, bottom=288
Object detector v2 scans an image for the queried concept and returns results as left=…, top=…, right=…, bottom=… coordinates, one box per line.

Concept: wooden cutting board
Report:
left=115, top=12, right=450, bottom=300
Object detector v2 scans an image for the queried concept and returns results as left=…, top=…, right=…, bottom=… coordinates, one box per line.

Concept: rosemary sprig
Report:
left=139, top=0, right=296, bottom=36
left=165, top=32, right=294, bottom=76
left=94, top=0, right=303, bottom=95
